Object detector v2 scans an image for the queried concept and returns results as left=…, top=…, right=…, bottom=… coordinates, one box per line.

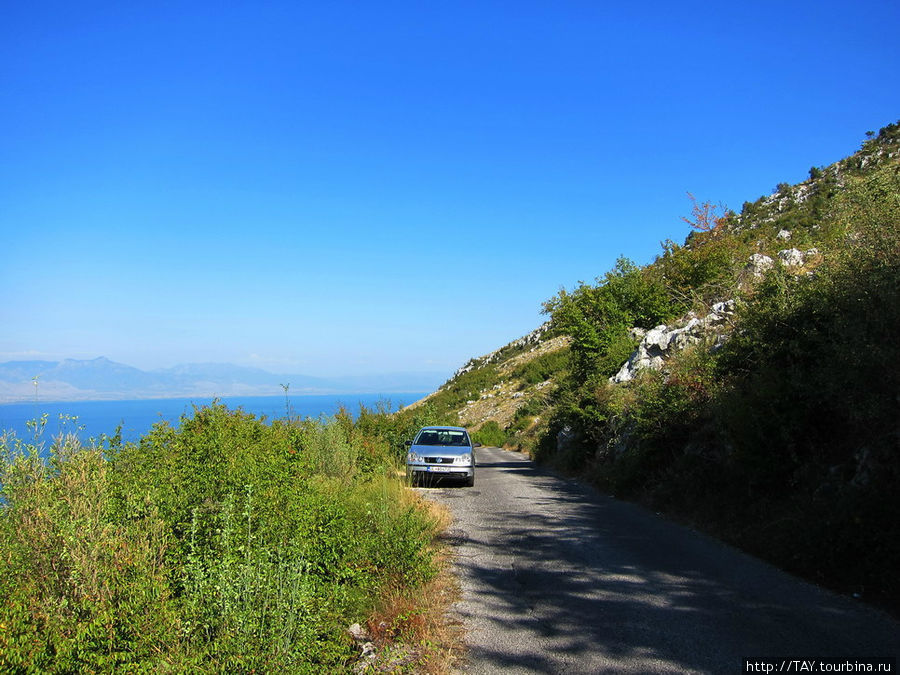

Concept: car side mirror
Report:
left=404, top=440, right=412, bottom=446
left=473, top=442, right=482, bottom=448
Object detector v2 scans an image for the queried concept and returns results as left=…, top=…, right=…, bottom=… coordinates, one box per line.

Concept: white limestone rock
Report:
left=610, top=302, right=736, bottom=384
left=778, top=248, right=805, bottom=266
left=746, top=253, right=775, bottom=278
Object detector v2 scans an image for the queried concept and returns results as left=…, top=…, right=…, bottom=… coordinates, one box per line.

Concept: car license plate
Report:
left=428, top=466, right=452, bottom=473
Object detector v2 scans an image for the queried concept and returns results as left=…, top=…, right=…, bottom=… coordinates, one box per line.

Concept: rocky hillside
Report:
left=406, top=323, right=570, bottom=444
left=413, top=121, right=900, bottom=613
left=424, top=121, right=899, bottom=440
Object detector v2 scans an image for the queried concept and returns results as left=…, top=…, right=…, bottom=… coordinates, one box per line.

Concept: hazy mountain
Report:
left=0, top=361, right=59, bottom=382
left=0, top=357, right=445, bottom=402
left=52, top=357, right=161, bottom=392
left=153, top=363, right=330, bottom=390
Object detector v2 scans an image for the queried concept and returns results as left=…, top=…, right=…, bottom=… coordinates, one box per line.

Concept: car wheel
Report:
left=466, top=473, right=475, bottom=487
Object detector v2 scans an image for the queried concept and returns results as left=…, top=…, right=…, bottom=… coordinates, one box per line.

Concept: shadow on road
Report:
left=435, top=449, right=900, bottom=673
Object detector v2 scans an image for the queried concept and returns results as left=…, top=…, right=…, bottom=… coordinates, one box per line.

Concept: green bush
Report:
left=509, top=395, right=547, bottom=433
left=0, top=404, right=440, bottom=671
left=0, top=438, right=182, bottom=672
left=510, top=347, right=569, bottom=385
left=717, top=234, right=899, bottom=490
left=652, top=231, right=743, bottom=306
left=472, top=421, right=508, bottom=447
left=543, top=257, right=676, bottom=383
left=354, top=399, right=453, bottom=464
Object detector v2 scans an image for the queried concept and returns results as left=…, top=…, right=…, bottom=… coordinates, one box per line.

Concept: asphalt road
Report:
left=418, top=445, right=900, bottom=674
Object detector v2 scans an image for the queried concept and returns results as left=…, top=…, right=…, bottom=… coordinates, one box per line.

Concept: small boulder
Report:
left=643, top=325, right=671, bottom=351
left=349, top=623, right=369, bottom=641
left=746, top=253, right=775, bottom=278
left=778, top=248, right=805, bottom=266
left=711, top=299, right=735, bottom=315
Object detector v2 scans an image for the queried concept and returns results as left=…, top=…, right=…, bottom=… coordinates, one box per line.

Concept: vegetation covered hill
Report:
left=415, top=121, right=900, bottom=612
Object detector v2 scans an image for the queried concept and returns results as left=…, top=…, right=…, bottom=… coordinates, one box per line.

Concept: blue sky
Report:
left=2, top=1, right=898, bottom=378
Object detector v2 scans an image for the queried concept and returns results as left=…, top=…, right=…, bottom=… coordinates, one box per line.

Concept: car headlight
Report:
left=453, top=454, right=472, bottom=466
left=407, top=451, right=421, bottom=463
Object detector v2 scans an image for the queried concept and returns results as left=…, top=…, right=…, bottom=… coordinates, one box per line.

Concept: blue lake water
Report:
left=0, top=393, right=427, bottom=446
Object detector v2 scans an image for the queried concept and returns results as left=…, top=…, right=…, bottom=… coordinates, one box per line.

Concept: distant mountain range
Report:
left=0, top=357, right=446, bottom=403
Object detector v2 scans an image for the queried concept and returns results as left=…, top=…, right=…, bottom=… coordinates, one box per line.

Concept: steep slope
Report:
left=428, top=121, right=899, bottom=439
left=416, top=121, right=900, bottom=612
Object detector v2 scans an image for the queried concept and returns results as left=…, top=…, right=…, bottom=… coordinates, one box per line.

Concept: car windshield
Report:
left=415, top=430, right=469, bottom=446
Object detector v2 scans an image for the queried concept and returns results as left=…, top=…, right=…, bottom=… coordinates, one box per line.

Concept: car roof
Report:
left=417, top=425, right=467, bottom=432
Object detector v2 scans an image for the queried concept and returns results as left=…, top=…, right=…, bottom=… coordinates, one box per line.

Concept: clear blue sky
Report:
left=2, top=0, right=898, bottom=378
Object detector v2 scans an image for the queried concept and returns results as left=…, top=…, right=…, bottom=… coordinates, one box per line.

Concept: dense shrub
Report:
left=543, top=257, right=676, bottom=383
left=0, top=404, right=440, bottom=671
left=472, top=421, right=507, bottom=447
left=716, top=168, right=900, bottom=492
left=508, top=394, right=547, bottom=433
left=0, top=438, right=179, bottom=672
left=651, top=231, right=743, bottom=306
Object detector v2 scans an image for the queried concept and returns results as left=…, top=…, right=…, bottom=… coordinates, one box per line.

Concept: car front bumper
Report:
left=406, top=463, right=474, bottom=480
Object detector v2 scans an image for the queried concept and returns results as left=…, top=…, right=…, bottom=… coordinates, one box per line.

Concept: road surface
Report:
left=419, top=445, right=900, bottom=673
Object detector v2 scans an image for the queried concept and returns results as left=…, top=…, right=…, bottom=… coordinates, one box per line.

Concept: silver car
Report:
left=406, top=425, right=480, bottom=486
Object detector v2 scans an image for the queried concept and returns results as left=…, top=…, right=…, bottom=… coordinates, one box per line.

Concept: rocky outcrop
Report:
left=610, top=301, right=735, bottom=384
left=453, top=322, right=551, bottom=378
left=744, top=246, right=820, bottom=278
